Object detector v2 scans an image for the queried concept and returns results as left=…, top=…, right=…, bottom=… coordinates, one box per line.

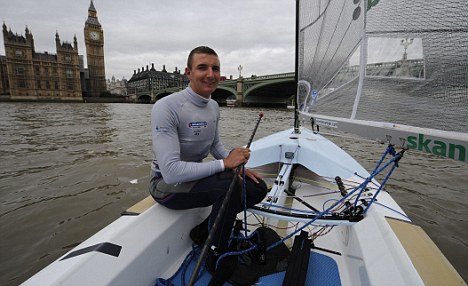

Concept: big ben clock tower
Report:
left=84, top=0, right=106, bottom=97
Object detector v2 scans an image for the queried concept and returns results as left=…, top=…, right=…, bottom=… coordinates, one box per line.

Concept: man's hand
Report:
left=223, top=148, right=263, bottom=184
left=242, top=168, right=263, bottom=184
left=223, top=147, right=250, bottom=169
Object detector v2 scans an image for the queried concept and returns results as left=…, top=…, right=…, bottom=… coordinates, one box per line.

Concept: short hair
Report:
left=187, top=46, right=218, bottom=69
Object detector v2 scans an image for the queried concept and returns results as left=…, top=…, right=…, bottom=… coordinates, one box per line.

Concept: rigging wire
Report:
left=262, top=144, right=403, bottom=252
left=220, top=135, right=406, bottom=276
left=374, top=201, right=410, bottom=220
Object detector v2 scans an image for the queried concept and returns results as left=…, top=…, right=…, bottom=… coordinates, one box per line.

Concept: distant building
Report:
left=107, top=76, right=127, bottom=96
left=0, top=55, right=9, bottom=95
left=0, top=0, right=107, bottom=102
left=127, top=63, right=189, bottom=103
left=83, top=0, right=106, bottom=98
left=0, top=24, right=82, bottom=101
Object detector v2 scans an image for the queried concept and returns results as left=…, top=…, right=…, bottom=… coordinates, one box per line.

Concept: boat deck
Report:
left=168, top=250, right=341, bottom=286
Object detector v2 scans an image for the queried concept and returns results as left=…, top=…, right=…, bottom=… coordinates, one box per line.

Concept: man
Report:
left=149, top=46, right=268, bottom=271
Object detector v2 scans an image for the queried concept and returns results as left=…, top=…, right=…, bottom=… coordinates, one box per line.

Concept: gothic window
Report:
left=66, top=69, right=73, bottom=78
left=16, top=65, right=25, bottom=75
left=67, top=79, right=74, bottom=90
left=15, top=50, right=23, bottom=57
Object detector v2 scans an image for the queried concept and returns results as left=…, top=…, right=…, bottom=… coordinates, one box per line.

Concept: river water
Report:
left=0, top=102, right=467, bottom=285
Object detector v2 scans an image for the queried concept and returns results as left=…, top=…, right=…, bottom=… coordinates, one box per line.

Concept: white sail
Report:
left=297, top=0, right=468, bottom=163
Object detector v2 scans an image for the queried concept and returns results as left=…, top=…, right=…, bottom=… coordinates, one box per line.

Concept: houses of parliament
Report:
left=0, top=1, right=107, bottom=102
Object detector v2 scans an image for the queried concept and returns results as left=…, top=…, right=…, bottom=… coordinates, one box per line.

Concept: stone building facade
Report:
left=1, top=24, right=82, bottom=101
left=84, top=0, right=107, bottom=98
left=0, top=1, right=107, bottom=102
left=127, top=63, right=189, bottom=103
left=107, top=76, right=127, bottom=96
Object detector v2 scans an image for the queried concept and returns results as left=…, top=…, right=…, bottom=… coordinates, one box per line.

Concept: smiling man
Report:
left=149, top=46, right=268, bottom=279
left=185, top=47, right=221, bottom=98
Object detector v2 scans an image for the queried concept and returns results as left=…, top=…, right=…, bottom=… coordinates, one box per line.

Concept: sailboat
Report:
left=22, top=0, right=467, bottom=285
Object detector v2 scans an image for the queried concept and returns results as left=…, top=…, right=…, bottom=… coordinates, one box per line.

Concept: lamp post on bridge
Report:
left=401, top=38, right=413, bottom=61
left=236, top=65, right=244, bottom=106
left=397, top=38, right=414, bottom=77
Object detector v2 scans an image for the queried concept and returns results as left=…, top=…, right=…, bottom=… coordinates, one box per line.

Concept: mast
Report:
left=293, top=0, right=300, bottom=133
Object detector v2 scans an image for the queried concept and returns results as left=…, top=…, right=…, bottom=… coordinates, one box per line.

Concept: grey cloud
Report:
left=1, top=0, right=295, bottom=79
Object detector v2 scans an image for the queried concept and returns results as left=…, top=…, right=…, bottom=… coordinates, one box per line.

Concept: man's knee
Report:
left=256, top=180, right=268, bottom=196
left=248, top=179, right=268, bottom=205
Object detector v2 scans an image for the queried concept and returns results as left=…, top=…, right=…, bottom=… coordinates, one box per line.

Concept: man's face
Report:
left=185, top=53, right=220, bottom=98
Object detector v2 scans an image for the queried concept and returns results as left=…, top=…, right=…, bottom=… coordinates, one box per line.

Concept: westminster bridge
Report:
left=133, top=59, right=427, bottom=105
left=135, top=72, right=296, bottom=107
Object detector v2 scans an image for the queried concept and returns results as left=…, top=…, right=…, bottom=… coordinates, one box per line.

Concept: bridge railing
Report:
left=218, top=72, right=295, bottom=83
left=243, top=72, right=295, bottom=81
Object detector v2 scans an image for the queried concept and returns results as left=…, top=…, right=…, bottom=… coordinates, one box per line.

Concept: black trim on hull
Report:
left=60, top=242, right=122, bottom=260
left=250, top=206, right=363, bottom=222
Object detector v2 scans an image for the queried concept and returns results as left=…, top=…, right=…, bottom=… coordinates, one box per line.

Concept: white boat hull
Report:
left=22, top=128, right=464, bottom=286
left=22, top=198, right=209, bottom=286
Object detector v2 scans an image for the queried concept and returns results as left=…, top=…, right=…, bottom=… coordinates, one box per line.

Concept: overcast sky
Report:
left=1, top=0, right=296, bottom=80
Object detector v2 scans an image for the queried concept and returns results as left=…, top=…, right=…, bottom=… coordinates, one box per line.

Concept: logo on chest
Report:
left=188, top=121, right=208, bottom=128
left=188, top=121, right=208, bottom=136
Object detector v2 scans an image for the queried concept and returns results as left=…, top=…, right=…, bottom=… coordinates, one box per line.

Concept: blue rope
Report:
left=155, top=245, right=202, bottom=286
left=322, top=198, right=340, bottom=211
left=231, top=225, right=259, bottom=242
left=374, top=201, right=410, bottom=220
left=210, top=164, right=263, bottom=272
left=215, top=229, right=261, bottom=270
left=216, top=144, right=404, bottom=272
left=158, top=145, right=405, bottom=285
left=266, top=145, right=404, bottom=252
left=242, top=165, right=248, bottom=237
left=363, top=154, right=401, bottom=214
left=265, top=176, right=380, bottom=251
left=371, top=144, right=394, bottom=175
left=216, top=244, right=258, bottom=270
left=352, top=144, right=398, bottom=209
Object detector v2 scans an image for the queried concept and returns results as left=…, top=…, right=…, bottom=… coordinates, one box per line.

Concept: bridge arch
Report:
left=153, top=91, right=174, bottom=101
left=137, top=94, right=151, bottom=103
left=243, top=78, right=295, bottom=105
left=212, top=85, right=236, bottom=102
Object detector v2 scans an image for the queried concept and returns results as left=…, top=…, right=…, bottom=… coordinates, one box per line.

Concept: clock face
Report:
left=89, top=31, right=99, bottom=40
